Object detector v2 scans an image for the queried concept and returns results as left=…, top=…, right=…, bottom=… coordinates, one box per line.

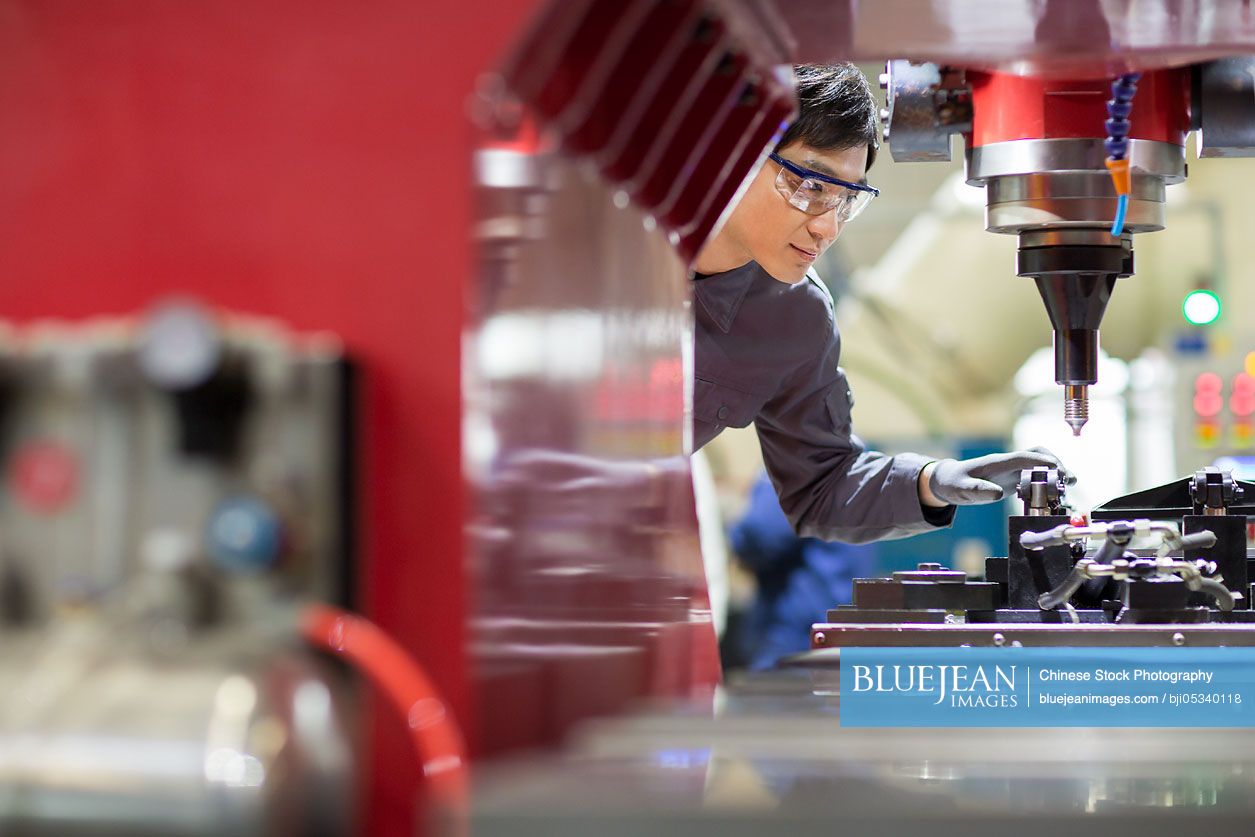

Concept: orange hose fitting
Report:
left=1105, top=156, right=1131, bottom=195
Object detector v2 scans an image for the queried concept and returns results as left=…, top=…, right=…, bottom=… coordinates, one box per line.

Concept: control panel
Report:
left=0, top=301, right=354, bottom=623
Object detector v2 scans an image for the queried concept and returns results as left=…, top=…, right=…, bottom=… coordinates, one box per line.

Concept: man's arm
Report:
left=755, top=363, right=1072, bottom=541
left=754, top=362, right=955, bottom=545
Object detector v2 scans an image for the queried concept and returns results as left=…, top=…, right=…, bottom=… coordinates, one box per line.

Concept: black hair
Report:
left=775, top=63, right=880, bottom=170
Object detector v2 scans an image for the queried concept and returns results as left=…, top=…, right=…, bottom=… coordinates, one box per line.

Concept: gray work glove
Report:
left=927, top=447, right=1074, bottom=506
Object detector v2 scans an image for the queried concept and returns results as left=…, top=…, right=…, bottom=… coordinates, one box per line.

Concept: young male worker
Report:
left=693, top=64, right=1070, bottom=544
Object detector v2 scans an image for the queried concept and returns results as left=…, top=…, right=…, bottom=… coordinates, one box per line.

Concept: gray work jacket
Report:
left=692, top=261, right=954, bottom=544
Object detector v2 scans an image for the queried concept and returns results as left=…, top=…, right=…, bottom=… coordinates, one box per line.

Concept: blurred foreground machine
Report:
left=0, top=303, right=369, bottom=835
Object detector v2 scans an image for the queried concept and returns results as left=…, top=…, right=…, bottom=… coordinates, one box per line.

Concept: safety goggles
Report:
left=769, top=153, right=880, bottom=221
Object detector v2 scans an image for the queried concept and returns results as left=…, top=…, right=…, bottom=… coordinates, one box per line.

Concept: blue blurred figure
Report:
left=729, top=472, right=877, bottom=670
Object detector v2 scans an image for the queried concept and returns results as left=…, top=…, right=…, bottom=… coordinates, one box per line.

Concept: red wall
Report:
left=0, top=1, right=536, bottom=830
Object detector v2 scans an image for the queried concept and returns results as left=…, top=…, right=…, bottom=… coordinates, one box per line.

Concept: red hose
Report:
left=300, top=603, right=469, bottom=824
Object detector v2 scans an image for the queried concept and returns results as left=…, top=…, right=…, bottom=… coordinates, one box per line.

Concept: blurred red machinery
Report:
left=0, top=2, right=541, bottom=833
left=7, top=2, right=1255, bottom=836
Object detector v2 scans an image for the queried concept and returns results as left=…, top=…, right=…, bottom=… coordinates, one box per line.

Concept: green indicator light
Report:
left=1183, top=289, right=1222, bottom=326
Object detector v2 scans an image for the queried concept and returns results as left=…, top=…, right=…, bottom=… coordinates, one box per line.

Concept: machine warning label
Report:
left=838, top=647, right=1255, bottom=727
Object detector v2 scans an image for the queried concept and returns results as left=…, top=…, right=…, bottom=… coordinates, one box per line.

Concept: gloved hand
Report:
left=923, top=447, right=1074, bottom=507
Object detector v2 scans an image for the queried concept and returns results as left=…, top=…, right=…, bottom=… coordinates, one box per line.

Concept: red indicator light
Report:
left=1196, top=372, right=1223, bottom=394
left=1194, top=392, right=1224, bottom=417
left=9, top=439, right=79, bottom=514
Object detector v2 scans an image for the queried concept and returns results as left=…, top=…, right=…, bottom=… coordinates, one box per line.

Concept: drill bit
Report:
left=1064, top=384, right=1088, bottom=436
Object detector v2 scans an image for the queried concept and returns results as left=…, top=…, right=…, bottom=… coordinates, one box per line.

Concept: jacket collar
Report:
left=691, top=262, right=759, bottom=333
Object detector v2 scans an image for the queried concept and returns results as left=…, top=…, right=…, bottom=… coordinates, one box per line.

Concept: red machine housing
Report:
left=969, top=69, right=1192, bottom=146
left=0, top=1, right=538, bottom=833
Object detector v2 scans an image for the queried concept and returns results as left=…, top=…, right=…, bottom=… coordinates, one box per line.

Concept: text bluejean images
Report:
left=839, top=647, right=1255, bottom=727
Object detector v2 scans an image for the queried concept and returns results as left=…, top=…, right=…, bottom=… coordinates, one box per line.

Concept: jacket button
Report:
left=716, top=405, right=730, bottom=421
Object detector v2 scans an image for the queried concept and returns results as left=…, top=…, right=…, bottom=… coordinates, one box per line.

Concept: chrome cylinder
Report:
left=985, top=172, right=1165, bottom=234
left=968, top=138, right=1184, bottom=236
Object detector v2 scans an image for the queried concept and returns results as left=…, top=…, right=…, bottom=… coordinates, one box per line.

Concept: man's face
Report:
left=717, top=142, right=869, bottom=284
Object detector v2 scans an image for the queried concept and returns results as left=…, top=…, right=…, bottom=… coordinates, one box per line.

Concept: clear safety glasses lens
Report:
left=774, top=166, right=874, bottom=221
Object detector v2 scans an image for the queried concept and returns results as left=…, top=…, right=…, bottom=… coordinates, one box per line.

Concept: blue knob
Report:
left=205, top=497, right=283, bottom=573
